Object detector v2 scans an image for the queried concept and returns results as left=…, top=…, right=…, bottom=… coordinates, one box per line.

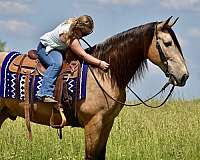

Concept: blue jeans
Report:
left=37, top=43, right=63, bottom=98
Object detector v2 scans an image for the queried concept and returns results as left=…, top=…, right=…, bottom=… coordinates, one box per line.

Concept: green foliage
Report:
left=0, top=40, right=6, bottom=52
left=0, top=99, right=200, bottom=159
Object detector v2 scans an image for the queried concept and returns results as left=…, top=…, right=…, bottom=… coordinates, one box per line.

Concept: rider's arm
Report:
left=69, top=39, right=101, bottom=66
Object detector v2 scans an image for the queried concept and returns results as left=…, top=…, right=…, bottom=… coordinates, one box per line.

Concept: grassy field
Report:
left=0, top=99, right=200, bottom=160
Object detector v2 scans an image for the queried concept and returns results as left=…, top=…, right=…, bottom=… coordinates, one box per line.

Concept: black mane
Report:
left=89, top=22, right=157, bottom=88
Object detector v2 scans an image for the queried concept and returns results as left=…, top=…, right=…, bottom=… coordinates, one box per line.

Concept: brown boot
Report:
left=43, top=96, right=58, bottom=103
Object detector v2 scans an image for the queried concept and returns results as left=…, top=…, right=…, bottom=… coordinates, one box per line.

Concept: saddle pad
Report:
left=0, top=51, right=88, bottom=101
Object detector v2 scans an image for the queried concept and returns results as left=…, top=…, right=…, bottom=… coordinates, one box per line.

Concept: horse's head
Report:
left=147, top=16, right=189, bottom=87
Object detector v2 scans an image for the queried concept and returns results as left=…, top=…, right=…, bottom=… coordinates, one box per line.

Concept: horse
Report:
left=0, top=17, right=189, bottom=160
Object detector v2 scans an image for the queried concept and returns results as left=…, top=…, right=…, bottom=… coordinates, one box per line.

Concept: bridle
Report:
left=155, top=23, right=182, bottom=84
left=155, top=23, right=170, bottom=78
left=81, top=23, right=175, bottom=108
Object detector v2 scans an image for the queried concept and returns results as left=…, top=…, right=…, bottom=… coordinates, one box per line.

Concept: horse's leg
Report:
left=0, top=105, right=17, bottom=129
left=0, top=109, right=8, bottom=128
left=84, top=115, right=114, bottom=160
left=0, top=99, right=7, bottom=128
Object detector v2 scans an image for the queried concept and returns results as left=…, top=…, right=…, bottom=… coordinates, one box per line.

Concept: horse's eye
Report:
left=164, top=41, right=172, bottom=47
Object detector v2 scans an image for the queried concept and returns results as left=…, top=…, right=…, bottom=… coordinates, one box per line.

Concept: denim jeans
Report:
left=37, top=43, right=63, bottom=98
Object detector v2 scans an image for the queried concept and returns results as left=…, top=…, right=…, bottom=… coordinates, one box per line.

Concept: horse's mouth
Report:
left=169, top=74, right=189, bottom=87
left=169, top=75, right=177, bottom=86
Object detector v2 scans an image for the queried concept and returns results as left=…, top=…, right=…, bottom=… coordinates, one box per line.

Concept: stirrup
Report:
left=50, top=107, right=66, bottom=128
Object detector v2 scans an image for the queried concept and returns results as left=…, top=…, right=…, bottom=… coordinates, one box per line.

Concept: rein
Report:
left=89, top=66, right=174, bottom=108
left=81, top=34, right=175, bottom=108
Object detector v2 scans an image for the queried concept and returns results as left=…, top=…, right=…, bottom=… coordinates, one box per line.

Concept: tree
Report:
left=0, top=40, right=6, bottom=52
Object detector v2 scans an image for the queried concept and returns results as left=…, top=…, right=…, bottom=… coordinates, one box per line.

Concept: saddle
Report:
left=9, top=49, right=82, bottom=139
left=9, top=50, right=45, bottom=75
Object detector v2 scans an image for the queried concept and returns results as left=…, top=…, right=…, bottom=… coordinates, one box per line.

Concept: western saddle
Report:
left=10, top=49, right=81, bottom=139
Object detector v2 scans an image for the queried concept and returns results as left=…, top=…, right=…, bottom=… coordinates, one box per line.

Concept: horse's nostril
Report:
left=181, top=74, right=189, bottom=85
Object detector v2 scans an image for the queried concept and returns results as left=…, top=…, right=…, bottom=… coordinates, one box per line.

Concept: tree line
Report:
left=0, top=40, right=6, bottom=52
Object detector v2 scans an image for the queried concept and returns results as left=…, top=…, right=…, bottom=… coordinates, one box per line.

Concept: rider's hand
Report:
left=99, top=60, right=110, bottom=71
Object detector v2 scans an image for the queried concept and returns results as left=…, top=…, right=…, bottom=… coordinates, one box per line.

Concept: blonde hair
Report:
left=64, top=15, right=94, bottom=45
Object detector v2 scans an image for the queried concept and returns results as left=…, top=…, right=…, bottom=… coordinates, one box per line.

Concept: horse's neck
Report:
left=108, top=35, right=147, bottom=88
left=0, top=52, right=8, bottom=68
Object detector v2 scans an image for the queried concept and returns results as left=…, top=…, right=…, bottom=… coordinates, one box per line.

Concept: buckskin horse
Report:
left=0, top=17, right=189, bottom=160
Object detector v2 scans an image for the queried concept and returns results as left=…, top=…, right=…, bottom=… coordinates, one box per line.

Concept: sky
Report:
left=0, top=0, right=199, bottom=100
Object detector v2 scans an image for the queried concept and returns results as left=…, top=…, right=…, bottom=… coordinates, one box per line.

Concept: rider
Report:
left=37, top=15, right=109, bottom=103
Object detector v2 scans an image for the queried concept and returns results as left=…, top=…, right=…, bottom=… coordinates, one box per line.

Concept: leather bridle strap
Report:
left=126, top=82, right=170, bottom=106
left=155, top=23, right=170, bottom=77
left=15, top=54, right=27, bottom=100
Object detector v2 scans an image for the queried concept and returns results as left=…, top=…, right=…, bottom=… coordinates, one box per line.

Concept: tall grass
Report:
left=0, top=99, right=200, bottom=160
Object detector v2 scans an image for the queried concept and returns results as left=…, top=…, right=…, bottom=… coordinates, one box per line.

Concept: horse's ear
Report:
left=168, top=17, right=179, bottom=28
left=157, top=16, right=177, bottom=30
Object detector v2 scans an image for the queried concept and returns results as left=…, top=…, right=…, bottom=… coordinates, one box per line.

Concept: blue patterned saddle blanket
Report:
left=0, top=51, right=88, bottom=101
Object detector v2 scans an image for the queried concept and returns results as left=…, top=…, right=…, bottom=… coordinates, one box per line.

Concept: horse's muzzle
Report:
left=169, top=73, right=189, bottom=87
left=180, top=73, right=189, bottom=86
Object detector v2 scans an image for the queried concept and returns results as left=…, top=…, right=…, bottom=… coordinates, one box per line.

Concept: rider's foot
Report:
left=43, top=96, right=58, bottom=103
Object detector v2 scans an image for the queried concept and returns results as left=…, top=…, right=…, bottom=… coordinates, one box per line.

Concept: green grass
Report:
left=1, top=99, right=200, bottom=160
